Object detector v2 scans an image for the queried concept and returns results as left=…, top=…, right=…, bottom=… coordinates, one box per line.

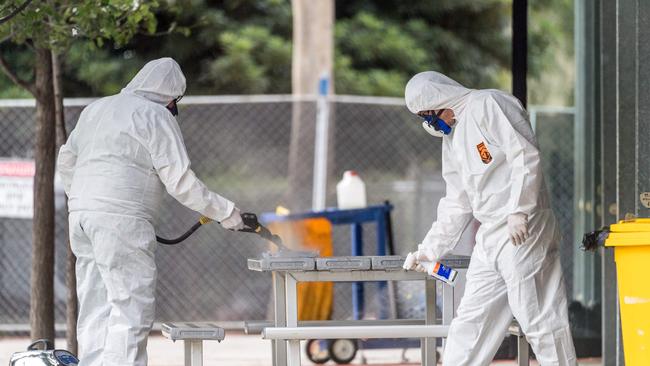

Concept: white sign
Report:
left=0, top=160, right=34, bottom=219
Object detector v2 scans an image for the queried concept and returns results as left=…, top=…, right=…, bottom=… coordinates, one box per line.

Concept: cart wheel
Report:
left=305, top=339, right=330, bottom=364
left=329, top=339, right=358, bottom=364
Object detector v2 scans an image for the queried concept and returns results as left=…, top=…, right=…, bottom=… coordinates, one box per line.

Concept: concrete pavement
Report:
left=0, top=334, right=602, bottom=365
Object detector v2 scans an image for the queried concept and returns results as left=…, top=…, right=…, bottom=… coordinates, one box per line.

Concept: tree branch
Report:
left=0, top=0, right=33, bottom=25
left=0, top=51, right=35, bottom=95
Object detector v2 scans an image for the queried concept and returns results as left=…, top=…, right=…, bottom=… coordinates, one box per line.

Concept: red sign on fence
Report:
left=0, top=160, right=35, bottom=177
left=0, top=160, right=34, bottom=219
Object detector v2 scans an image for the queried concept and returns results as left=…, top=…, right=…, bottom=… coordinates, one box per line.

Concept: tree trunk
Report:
left=52, top=51, right=77, bottom=353
left=287, top=0, right=334, bottom=210
left=30, top=46, right=56, bottom=342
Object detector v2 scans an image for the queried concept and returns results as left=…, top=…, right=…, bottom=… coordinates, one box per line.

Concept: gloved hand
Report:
left=414, top=263, right=428, bottom=273
left=403, top=249, right=438, bottom=272
left=221, top=207, right=244, bottom=231
left=403, top=252, right=418, bottom=270
left=507, top=213, right=529, bottom=245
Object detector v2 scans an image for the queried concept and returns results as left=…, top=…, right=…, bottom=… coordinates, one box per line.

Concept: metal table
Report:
left=248, top=255, right=470, bottom=366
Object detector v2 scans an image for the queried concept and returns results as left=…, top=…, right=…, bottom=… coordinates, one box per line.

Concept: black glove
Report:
left=581, top=226, right=610, bottom=252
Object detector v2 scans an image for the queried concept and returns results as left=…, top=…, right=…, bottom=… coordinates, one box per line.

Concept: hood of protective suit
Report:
left=404, top=71, right=473, bottom=114
left=122, top=57, right=186, bottom=105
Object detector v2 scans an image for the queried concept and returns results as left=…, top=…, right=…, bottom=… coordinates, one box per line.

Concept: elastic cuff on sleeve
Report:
left=215, top=200, right=235, bottom=222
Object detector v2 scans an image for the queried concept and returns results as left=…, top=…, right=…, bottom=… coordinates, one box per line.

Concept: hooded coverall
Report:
left=57, top=58, right=236, bottom=366
left=404, top=71, right=577, bottom=366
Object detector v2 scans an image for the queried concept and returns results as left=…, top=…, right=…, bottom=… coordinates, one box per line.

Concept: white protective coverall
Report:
left=404, top=71, right=577, bottom=365
left=57, top=58, right=237, bottom=366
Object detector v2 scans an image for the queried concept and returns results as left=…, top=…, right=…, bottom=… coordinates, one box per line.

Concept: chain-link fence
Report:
left=0, top=96, right=575, bottom=329
left=530, top=106, right=576, bottom=298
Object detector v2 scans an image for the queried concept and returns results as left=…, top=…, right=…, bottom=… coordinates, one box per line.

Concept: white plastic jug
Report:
left=336, top=171, right=367, bottom=209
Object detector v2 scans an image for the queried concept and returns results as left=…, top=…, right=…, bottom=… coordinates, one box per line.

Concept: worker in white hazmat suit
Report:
left=57, top=57, right=244, bottom=366
left=402, top=71, right=577, bottom=365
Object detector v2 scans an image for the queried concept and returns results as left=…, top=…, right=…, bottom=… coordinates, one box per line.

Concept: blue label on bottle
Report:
left=434, top=263, right=452, bottom=280
left=54, top=350, right=79, bottom=365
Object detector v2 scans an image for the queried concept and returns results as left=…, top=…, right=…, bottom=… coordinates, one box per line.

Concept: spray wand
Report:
left=156, top=212, right=285, bottom=249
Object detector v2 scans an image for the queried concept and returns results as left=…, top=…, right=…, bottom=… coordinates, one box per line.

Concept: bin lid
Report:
left=604, top=218, right=650, bottom=247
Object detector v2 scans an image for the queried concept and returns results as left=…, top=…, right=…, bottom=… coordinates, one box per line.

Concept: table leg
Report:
left=285, top=273, right=301, bottom=366
left=273, top=272, right=287, bottom=366
left=454, top=269, right=467, bottom=313
left=423, top=277, right=437, bottom=366
left=442, top=284, right=454, bottom=325
left=442, top=281, right=454, bottom=351
left=375, top=213, right=389, bottom=319
left=517, top=334, right=530, bottom=366
left=184, top=340, right=203, bottom=366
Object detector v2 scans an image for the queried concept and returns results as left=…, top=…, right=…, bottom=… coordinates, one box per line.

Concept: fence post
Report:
left=312, top=75, right=330, bottom=211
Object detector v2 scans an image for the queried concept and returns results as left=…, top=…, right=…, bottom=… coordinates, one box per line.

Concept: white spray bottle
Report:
left=403, top=252, right=458, bottom=286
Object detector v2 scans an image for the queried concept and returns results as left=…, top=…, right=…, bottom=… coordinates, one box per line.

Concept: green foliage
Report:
left=63, top=43, right=144, bottom=96
left=0, top=0, right=161, bottom=97
left=333, top=0, right=513, bottom=95
left=203, top=25, right=291, bottom=93
left=0, top=44, right=33, bottom=97
left=528, top=0, right=575, bottom=105
left=333, top=13, right=426, bottom=97
left=64, top=1, right=159, bottom=48
left=0, top=0, right=160, bottom=51
left=0, top=0, right=574, bottom=104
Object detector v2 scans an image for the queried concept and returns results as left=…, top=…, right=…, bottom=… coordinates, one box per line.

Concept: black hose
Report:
left=155, top=212, right=284, bottom=247
left=156, top=221, right=203, bottom=245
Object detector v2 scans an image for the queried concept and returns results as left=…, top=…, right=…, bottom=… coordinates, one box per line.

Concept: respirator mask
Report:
left=420, top=110, right=452, bottom=137
left=166, top=95, right=183, bottom=117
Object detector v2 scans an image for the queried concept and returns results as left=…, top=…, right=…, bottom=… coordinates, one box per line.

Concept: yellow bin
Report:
left=605, top=218, right=650, bottom=365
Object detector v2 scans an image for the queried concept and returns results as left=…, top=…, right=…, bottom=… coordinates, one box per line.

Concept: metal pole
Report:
left=599, top=0, right=618, bottom=362
left=575, top=0, right=599, bottom=307
left=512, top=0, right=528, bottom=107
left=312, top=74, right=330, bottom=211
left=636, top=0, right=650, bottom=217
left=617, top=0, right=639, bottom=363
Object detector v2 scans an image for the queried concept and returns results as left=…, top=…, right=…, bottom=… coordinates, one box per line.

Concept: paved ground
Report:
left=0, top=334, right=602, bottom=365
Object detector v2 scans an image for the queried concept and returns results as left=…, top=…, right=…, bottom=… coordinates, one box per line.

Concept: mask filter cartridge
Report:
left=421, top=113, right=452, bottom=137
